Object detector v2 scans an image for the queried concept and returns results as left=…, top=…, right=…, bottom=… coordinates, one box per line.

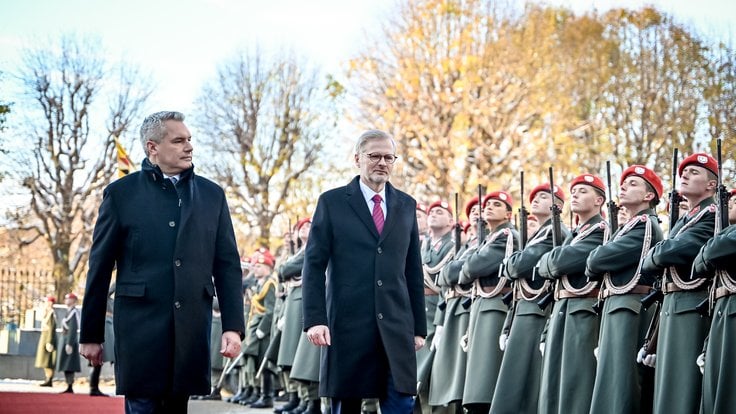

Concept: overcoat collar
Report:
left=345, top=175, right=403, bottom=241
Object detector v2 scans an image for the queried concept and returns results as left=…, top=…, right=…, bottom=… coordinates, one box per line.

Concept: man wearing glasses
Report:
left=302, top=130, right=427, bottom=414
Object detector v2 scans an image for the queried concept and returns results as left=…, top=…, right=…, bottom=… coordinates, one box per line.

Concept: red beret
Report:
left=46, top=295, right=56, bottom=303
left=731, top=189, right=736, bottom=197
left=296, top=217, right=311, bottom=232
left=621, top=165, right=663, bottom=199
left=65, top=293, right=78, bottom=300
left=529, top=183, right=565, bottom=204
left=678, top=153, right=718, bottom=177
left=252, top=247, right=275, bottom=268
left=427, top=200, right=452, bottom=215
left=482, top=191, right=514, bottom=210
left=416, top=202, right=428, bottom=213
left=569, top=174, right=606, bottom=196
left=464, top=196, right=479, bottom=218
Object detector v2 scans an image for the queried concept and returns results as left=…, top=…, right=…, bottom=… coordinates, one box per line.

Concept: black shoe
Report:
left=251, top=396, right=274, bottom=408
left=39, top=379, right=53, bottom=387
left=61, top=385, right=74, bottom=394
left=275, top=392, right=300, bottom=413
left=285, top=400, right=309, bottom=414
left=304, top=400, right=322, bottom=414
left=228, top=386, right=252, bottom=403
left=89, top=388, right=108, bottom=397
left=199, top=392, right=222, bottom=401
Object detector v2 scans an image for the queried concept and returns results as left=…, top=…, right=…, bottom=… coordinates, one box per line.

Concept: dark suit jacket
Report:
left=302, top=176, right=427, bottom=398
left=80, top=159, right=245, bottom=397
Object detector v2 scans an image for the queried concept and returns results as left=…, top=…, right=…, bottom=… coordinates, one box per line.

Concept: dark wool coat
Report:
left=302, top=176, right=427, bottom=398
left=80, top=160, right=245, bottom=398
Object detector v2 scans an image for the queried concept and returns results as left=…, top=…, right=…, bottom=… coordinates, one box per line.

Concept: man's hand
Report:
left=80, top=343, right=104, bottom=366
left=45, top=343, right=54, bottom=353
left=306, top=325, right=331, bottom=346
left=414, top=336, right=425, bottom=351
left=220, top=331, right=242, bottom=358
left=256, top=329, right=265, bottom=340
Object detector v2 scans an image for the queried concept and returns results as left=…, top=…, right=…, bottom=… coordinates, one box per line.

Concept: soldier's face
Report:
left=483, top=200, right=510, bottom=223
left=531, top=192, right=553, bottom=217
left=468, top=204, right=480, bottom=224
left=570, top=184, right=604, bottom=215
left=679, top=165, right=716, bottom=201
left=355, top=137, right=395, bottom=190
left=619, top=176, right=654, bottom=209
left=416, top=210, right=428, bottom=233
left=428, top=207, right=453, bottom=230
left=298, top=222, right=311, bottom=241
left=253, top=263, right=271, bottom=278
left=147, top=120, right=193, bottom=175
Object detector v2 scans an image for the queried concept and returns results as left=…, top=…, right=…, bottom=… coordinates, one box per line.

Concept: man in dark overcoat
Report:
left=80, top=111, right=245, bottom=414
left=302, top=129, right=427, bottom=414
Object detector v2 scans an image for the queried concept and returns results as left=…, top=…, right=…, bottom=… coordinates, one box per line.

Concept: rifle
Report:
left=640, top=149, right=679, bottom=348
left=518, top=171, right=529, bottom=249
left=288, top=218, right=296, bottom=255
left=696, top=138, right=728, bottom=316
left=477, top=184, right=485, bottom=244
left=454, top=192, right=462, bottom=255
left=606, top=160, right=619, bottom=230
left=537, top=167, right=561, bottom=310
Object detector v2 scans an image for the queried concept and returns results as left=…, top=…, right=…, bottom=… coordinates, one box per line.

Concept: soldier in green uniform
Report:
left=694, top=189, right=736, bottom=414
left=57, top=292, right=81, bottom=393
left=428, top=196, right=481, bottom=414
left=35, top=295, right=57, bottom=387
left=489, top=183, right=569, bottom=414
left=585, top=165, right=664, bottom=414
left=416, top=200, right=455, bottom=414
left=417, top=202, right=430, bottom=242
left=460, top=191, right=519, bottom=414
left=276, top=218, right=312, bottom=414
left=640, top=153, right=718, bottom=414
left=536, top=174, right=609, bottom=414
left=241, top=249, right=278, bottom=408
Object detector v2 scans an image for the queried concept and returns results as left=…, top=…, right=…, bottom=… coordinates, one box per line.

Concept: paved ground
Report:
left=0, top=378, right=281, bottom=414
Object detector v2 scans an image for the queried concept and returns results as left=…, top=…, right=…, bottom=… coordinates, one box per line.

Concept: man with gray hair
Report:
left=302, top=129, right=427, bottom=414
left=80, top=111, right=245, bottom=413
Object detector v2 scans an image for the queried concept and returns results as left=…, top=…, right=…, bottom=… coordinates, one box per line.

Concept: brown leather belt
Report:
left=558, top=288, right=600, bottom=300
left=602, top=284, right=651, bottom=299
left=663, top=282, right=705, bottom=294
left=478, top=286, right=512, bottom=297
left=424, top=287, right=439, bottom=296
left=715, top=286, right=736, bottom=300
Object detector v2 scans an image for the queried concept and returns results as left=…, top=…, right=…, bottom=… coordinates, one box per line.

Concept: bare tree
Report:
left=194, top=50, right=336, bottom=249
left=9, top=35, right=151, bottom=297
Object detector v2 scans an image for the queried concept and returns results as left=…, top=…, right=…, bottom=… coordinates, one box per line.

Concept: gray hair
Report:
left=140, top=111, right=185, bottom=156
left=354, top=129, right=397, bottom=154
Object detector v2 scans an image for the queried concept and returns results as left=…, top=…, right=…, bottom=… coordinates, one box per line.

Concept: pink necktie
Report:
left=372, top=194, right=384, bottom=234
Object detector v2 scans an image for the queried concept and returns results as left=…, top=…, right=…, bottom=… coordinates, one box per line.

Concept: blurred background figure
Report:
left=58, top=292, right=81, bottom=393
left=35, top=295, right=57, bottom=387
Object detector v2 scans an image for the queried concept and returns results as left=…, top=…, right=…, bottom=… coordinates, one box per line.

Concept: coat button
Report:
left=377, top=280, right=383, bottom=287
left=175, top=259, right=181, bottom=267
left=377, top=313, right=383, bottom=320
left=169, top=221, right=176, bottom=227
left=174, top=301, right=181, bottom=309
left=377, top=247, right=383, bottom=254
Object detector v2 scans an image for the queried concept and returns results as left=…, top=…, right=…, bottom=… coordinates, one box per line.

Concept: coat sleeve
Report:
left=585, top=226, right=645, bottom=280
left=212, top=193, right=246, bottom=339
left=406, top=207, right=428, bottom=337
left=302, top=194, right=332, bottom=330
left=642, top=213, right=715, bottom=272
left=81, top=187, right=119, bottom=344
left=462, top=240, right=507, bottom=282
left=702, top=226, right=736, bottom=268
left=538, top=229, right=604, bottom=279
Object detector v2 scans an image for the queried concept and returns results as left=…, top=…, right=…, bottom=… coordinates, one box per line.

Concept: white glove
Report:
left=696, top=352, right=705, bottom=375
left=593, top=346, right=599, bottom=361
left=539, top=342, right=546, bottom=357
left=65, top=344, right=73, bottom=355
left=499, top=333, right=508, bottom=351
left=636, top=346, right=647, bottom=364
left=256, top=329, right=265, bottom=340
left=45, top=343, right=54, bottom=353
left=276, top=317, right=285, bottom=331
left=430, top=326, right=444, bottom=351
left=643, top=353, right=656, bottom=368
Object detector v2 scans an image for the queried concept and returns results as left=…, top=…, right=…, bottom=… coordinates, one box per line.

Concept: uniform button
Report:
left=718, top=310, right=722, bottom=317
left=377, top=247, right=383, bottom=254
left=377, top=280, right=383, bottom=287
left=175, top=259, right=181, bottom=267
left=377, top=313, right=384, bottom=320
left=174, top=301, right=181, bottom=309
left=169, top=221, right=176, bottom=227
left=664, top=311, right=670, bottom=316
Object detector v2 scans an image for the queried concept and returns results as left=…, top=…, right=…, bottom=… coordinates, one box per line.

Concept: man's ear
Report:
left=146, top=141, right=157, bottom=156
left=354, top=153, right=361, bottom=168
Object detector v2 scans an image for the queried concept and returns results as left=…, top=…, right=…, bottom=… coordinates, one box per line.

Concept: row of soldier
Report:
left=413, top=151, right=734, bottom=414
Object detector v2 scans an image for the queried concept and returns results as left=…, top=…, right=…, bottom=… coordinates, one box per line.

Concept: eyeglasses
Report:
left=363, top=153, right=398, bottom=164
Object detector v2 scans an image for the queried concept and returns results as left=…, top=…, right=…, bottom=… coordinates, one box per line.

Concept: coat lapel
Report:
left=380, top=182, right=403, bottom=242
left=346, top=177, right=381, bottom=239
